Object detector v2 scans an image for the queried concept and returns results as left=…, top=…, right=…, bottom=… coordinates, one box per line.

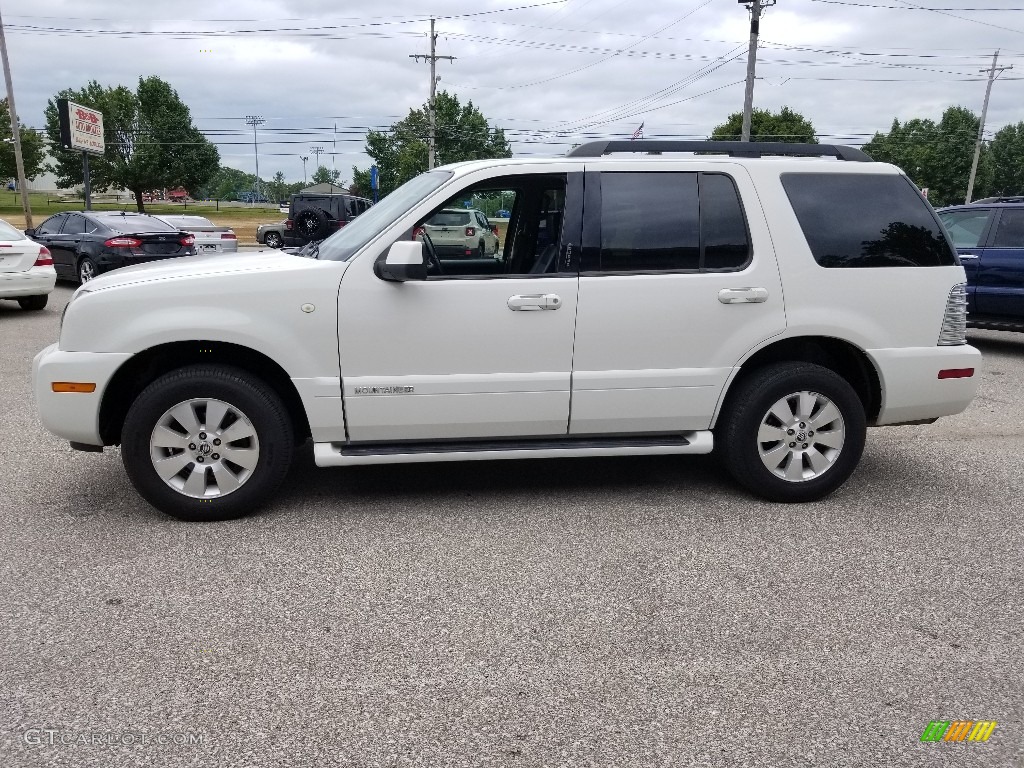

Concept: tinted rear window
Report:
left=427, top=211, right=471, bottom=226
left=781, top=173, right=956, bottom=267
left=92, top=215, right=176, bottom=234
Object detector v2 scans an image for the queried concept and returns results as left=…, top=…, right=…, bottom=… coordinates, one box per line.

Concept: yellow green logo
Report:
left=920, top=721, right=996, bottom=742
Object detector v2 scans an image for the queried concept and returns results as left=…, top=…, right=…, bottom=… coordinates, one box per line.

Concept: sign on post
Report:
left=56, top=99, right=105, bottom=155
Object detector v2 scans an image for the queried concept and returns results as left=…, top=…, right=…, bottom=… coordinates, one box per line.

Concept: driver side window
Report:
left=413, top=173, right=571, bottom=279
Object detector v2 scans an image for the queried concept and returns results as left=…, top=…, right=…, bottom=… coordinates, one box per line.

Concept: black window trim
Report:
left=581, top=170, right=753, bottom=276
left=986, top=207, right=1024, bottom=250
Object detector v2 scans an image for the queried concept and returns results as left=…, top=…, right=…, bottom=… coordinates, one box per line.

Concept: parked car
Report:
left=34, top=140, right=980, bottom=521
left=0, top=218, right=55, bottom=310
left=153, top=215, right=237, bottom=254
left=256, top=221, right=286, bottom=249
left=285, top=192, right=372, bottom=247
left=27, top=211, right=196, bottom=284
left=937, top=201, right=1024, bottom=331
left=420, top=208, right=500, bottom=258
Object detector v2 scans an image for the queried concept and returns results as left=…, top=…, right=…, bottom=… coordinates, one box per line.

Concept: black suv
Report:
left=285, top=191, right=372, bottom=246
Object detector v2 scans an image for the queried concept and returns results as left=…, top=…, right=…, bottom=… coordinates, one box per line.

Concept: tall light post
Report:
left=244, top=114, right=265, bottom=203
left=300, top=155, right=308, bottom=185
left=0, top=3, right=32, bottom=227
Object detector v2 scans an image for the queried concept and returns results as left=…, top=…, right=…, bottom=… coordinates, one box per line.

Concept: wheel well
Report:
left=720, top=337, right=881, bottom=424
left=98, top=341, right=312, bottom=446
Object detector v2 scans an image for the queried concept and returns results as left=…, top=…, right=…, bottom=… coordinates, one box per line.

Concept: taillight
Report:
left=180, top=235, right=195, bottom=246
left=465, top=226, right=476, bottom=237
left=104, top=237, right=142, bottom=248
left=220, top=233, right=237, bottom=240
left=33, top=246, right=53, bottom=266
left=937, top=283, right=968, bottom=346
left=285, top=219, right=294, bottom=230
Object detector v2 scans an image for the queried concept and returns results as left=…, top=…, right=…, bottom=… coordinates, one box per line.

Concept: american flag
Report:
left=630, top=122, right=644, bottom=140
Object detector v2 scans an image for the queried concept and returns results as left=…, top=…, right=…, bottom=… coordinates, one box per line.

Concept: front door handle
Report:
left=718, top=287, right=769, bottom=304
left=958, top=252, right=980, bottom=260
left=508, top=293, right=562, bottom=311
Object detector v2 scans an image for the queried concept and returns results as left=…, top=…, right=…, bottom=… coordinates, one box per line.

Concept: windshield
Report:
left=317, top=171, right=453, bottom=262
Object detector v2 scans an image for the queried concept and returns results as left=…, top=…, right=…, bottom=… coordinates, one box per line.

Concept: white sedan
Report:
left=0, top=218, right=56, bottom=310
left=153, top=215, right=238, bottom=254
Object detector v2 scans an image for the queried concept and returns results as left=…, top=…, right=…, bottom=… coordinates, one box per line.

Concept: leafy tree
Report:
left=987, top=122, right=1024, bottom=196
left=710, top=106, right=817, bottom=143
left=194, top=166, right=256, bottom=200
left=0, top=99, right=46, bottom=181
left=311, top=165, right=342, bottom=185
left=267, top=170, right=288, bottom=202
left=352, top=91, right=511, bottom=198
left=862, top=106, right=987, bottom=206
left=44, top=76, right=220, bottom=212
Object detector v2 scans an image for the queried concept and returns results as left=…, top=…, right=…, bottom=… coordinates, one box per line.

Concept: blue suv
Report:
left=937, top=201, right=1024, bottom=331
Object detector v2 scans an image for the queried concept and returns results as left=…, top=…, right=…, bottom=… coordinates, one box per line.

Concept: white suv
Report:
left=33, top=141, right=981, bottom=521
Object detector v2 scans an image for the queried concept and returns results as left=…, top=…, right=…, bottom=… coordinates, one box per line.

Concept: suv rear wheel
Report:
left=295, top=208, right=329, bottom=240
left=121, top=365, right=294, bottom=521
left=718, top=362, right=866, bottom=502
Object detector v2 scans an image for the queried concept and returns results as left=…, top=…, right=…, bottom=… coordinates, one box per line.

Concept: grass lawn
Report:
left=0, top=192, right=284, bottom=244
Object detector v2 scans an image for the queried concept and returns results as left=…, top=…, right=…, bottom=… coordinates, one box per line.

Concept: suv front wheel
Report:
left=717, top=362, right=866, bottom=503
left=121, top=365, right=294, bottom=521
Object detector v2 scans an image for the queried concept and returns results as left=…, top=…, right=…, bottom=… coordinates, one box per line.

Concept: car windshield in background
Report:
left=161, top=216, right=215, bottom=228
left=317, top=171, right=453, bottom=262
left=0, top=219, right=25, bottom=240
left=92, top=215, right=177, bottom=234
left=427, top=211, right=471, bottom=226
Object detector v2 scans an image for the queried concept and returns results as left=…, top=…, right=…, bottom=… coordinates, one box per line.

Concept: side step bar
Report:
left=314, top=432, right=714, bottom=467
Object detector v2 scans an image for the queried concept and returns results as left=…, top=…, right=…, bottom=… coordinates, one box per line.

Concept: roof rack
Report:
left=565, top=140, right=873, bottom=162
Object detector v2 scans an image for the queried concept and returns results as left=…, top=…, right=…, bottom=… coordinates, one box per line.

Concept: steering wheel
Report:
left=420, top=230, right=445, bottom=275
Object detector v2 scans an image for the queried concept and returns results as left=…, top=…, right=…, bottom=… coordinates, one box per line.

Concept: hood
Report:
left=85, top=250, right=330, bottom=291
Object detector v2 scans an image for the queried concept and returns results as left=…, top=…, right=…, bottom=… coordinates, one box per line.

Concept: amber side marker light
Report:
left=52, top=382, right=97, bottom=393
left=937, top=368, right=975, bottom=380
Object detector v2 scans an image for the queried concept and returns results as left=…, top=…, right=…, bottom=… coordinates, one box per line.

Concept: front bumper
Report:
left=33, top=344, right=133, bottom=446
left=0, top=267, right=56, bottom=299
left=867, top=345, right=983, bottom=425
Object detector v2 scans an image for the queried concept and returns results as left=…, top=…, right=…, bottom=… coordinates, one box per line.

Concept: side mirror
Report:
left=374, top=240, right=427, bottom=282
left=24, top=228, right=36, bottom=237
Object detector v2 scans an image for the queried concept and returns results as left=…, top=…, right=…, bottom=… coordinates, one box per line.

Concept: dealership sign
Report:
left=56, top=99, right=105, bottom=155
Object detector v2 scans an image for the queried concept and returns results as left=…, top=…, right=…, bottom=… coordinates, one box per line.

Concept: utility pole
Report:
left=310, top=145, right=324, bottom=182
left=245, top=115, right=265, bottom=202
left=739, top=0, right=774, bottom=143
left=0, top=4, right=32, bottom=228
left=300, top=155, right=308, bottom=185
left=966, top=50, right=1011, bottom=204
left=410, top=18, right=455, bottom=169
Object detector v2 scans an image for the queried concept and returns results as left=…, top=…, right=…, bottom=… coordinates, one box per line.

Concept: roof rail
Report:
left=565, top=140, right=873, bottom=162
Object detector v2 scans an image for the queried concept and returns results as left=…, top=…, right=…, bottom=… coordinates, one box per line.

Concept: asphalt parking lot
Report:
left=1, top=283, right=1021, bottom=768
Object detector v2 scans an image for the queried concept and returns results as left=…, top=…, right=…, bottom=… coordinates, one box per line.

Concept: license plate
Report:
left=201, top=244, right=218, bottom=251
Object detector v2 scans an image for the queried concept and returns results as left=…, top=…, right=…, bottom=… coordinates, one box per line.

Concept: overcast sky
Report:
left=3, top=0, right=1023, bottom=185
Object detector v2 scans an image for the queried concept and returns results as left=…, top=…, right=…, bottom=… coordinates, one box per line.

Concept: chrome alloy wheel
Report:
left=79, top=260, right=95, bottom=282
left=148, top=398, right=260, bottom=499
left=756, top=390, right=846, bottom=483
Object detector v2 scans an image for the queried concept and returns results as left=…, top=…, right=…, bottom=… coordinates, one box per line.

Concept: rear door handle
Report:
left=718, top=287, right=768, bottom=304
left=508, top=293, right=562, bottom=311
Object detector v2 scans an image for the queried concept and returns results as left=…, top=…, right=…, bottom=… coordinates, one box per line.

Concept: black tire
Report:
left=121, top=365, right=294, bottom=521
left=78, top=256, right=97, bottom=284
left=17, top=294, right=48, bottom=310
left=295, top=208, right=329, bottom=240
left=717, top=362, right=866, bottom=503
left=478, top=242, right=486, bottom=258
left=264, top=231, right=283, bottom=249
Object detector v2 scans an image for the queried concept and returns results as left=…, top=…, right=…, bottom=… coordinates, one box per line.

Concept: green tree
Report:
left=267, top=170, right=288, bottom=202
left=987, top=122, right=1024, bottom=196
left=862, top=106, right=986, bottom=206
left=0, top=99, right=46, bottom=181
left=194, top=166, right=257, bottom=200
left=311, top=165, right=342, bottom=185
left=352, top=91, right=511, bottom=198
left=44, top=76, right=220, bottom=212
left=710, top=106, right=817, bottom=143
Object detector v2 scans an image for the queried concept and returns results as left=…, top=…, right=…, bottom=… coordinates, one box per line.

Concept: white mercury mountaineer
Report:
left=33, top=141, right=981, bottom=521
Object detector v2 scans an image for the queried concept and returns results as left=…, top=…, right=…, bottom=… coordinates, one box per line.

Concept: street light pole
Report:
left=244, top=114, right=265, bottom=203
left=0, top=3, right=33, bottom=228
left=300, top=155, right=308, bottom=185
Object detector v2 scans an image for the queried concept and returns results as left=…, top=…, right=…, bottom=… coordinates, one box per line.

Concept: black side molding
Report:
left=566, top=140, right=873, bottom=162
